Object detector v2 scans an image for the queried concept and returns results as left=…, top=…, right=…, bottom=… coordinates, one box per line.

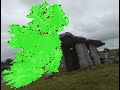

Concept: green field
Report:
left=1, top=63, right=119, bottom=90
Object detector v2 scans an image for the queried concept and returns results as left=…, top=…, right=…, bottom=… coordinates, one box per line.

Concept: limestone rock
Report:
left=89, top=44, right=101, bottom=65
left=75, top=43, right=93, bottom=69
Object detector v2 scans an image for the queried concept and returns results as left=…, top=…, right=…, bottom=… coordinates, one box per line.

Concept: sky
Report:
left=1, top=0, right=119, bottom=61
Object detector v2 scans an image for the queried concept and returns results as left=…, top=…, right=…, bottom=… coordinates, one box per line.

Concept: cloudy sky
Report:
left=1, top=0, right=119, bottom=61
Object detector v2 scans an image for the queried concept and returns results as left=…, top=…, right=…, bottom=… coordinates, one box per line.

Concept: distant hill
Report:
left=99, top=49, right=119, bottom=52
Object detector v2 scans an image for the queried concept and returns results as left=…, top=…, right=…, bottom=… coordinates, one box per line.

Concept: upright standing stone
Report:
left=89, top=44, right=101, bottom=65
left=61, top=55, right=67, bottom=71
left=71, top=48, right=80, bottom=70
left=75, top=43, right=93, bottom=69
left=66, top=51, right=73, bottom=71
left=104, top=48, right=110, bottom=62
left=104, top=52, right=109, bottom=62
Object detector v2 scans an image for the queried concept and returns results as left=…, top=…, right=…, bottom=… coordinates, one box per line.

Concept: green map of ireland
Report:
left=2, top=2, right=69, bottom=89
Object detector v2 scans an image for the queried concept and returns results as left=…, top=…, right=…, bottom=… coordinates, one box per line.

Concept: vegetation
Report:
left=98, top=49, right=119, bottom=58
left=1, top=58, right=13, bottom=73
left=1, top=63, right=119, bottom=90
left=5, top=58, right=13, bottom=65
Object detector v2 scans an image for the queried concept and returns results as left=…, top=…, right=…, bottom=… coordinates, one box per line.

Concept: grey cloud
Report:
left=20, top=0, right=59, bottom=7
left=79, top=12, right=119, bottom=41
left=98, top=38, right=119, bottom=51
left=61, top=0, right=119, bottom=47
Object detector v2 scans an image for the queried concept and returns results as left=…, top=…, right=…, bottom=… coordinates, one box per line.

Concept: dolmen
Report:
left=59, top=32, right=105, bottom=72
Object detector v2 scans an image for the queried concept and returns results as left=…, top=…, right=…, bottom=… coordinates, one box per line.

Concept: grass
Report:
left=1, top=63, right=119, bottom=90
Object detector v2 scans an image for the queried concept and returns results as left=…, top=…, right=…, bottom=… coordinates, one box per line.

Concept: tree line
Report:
left=1, top=58, right=13, bottom=73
